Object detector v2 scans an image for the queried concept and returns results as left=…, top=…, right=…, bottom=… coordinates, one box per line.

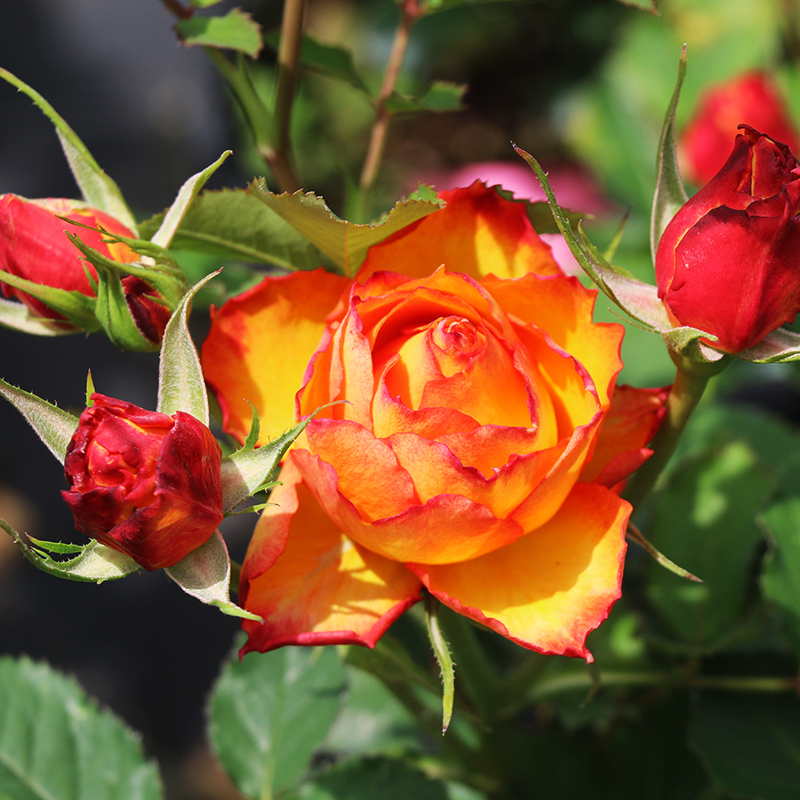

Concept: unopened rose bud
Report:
left=656, top=126, right=800, bottom=354
left=61, top=393, right=224, bottom=571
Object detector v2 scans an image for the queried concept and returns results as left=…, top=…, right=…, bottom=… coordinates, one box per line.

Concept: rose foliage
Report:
left=62, top=393, right=224, bottom=571
left=203, top=183, right=667, bottom=660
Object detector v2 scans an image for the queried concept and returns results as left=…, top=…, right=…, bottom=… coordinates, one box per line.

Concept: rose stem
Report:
left=271, top=0, right=306, bottom=192
left=622, top=351, right=730, bottom=511
left=354, top=0, right=422, bottom=221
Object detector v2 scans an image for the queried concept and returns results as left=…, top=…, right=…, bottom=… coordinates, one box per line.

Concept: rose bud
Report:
left=680, top=71, right=799, bottom=186
left=61, top=393, right=224, bottom=571
left=0, top=195, right=174, bottom=346
left=656, top=125, right=800, bottom=354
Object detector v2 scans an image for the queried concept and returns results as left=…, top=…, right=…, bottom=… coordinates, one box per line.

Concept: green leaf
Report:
left=150, top=150, right=231, bottom=249
left=0, top=655, right=162, bottom=799
left=294, top=757, right=450, bottom=800
left=222, top=413, right=314, bottom=513
left=138, top=188, right=324, bottom=271
left=157, top=271, right=219, bottom=423
left=164, top=530, right=260, bottom=620
left=760, top=497, right=800, bottom=647
left=2, top=519, right=141, bottom=583
left=418, top=0, right=533, bottom=14
left=736, top=325, right=800, bottom=363
left=645, top=441, right=773, bottom=650
left=190, top=0, right=224, bottom=6
left=264, top=31, right=369, bottom=94
left=0, top=376, right=79, bottom=463
left=176, top=8, right=263, bottom=58
left=0, top=69, right=136, bottom=232
left=650, top=46, right=688, bottom=261
left=424, top=592, right=455, bottom=734
left=208, top=645, right=346, bottom=798
left=384, top=81, right=467, bottom=115
left=251, top=184, right=442, bottom=276
left=690, top=693, right=800, bottom=800
left=0, top=297, right=81, bottom=336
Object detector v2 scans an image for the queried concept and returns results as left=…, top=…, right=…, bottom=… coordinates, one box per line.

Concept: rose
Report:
left=657, top=126, right=800, bottom=354
left=680, top=71, right=799, bottom=186
left=0, top=195, right=170, bottom=342
left=203, top=183, right=666, bottom=659
left=62, top=393, right=224, bottom=571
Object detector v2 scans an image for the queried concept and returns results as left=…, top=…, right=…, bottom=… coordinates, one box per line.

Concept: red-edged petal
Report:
left=291, top=448, right=526, bottom=564
left=201, top=268, right=350, bottom=444
left=407, top=483, right=630, bottom=660
left=581, top=385, right=669, bottom=490
left=356, top=182, right=562, bottom=283
left=239, top=459, right=422, bottom=655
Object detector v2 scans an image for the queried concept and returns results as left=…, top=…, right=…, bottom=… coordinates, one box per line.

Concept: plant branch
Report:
left=358, top=0, right=421, bottom=205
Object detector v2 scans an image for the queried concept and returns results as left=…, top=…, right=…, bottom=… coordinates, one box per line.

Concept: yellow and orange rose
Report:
left=202, top=183, right=666, bottom=659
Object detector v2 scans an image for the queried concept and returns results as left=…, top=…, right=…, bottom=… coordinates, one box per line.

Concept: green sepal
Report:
left=221, top=406, right=314, bottom=513
left=627, top=522, right=702, bottom=583
left=424, top=590, right=456, bottom=734
left=0, top=376, right=79, bottom=463
left=734, top=326, right=800, bottom=363
left=164, top=531, right=262, bottom=621
left=1, top=519, right=140, bottom=583
left=149, top=150, right=232, bottom=250
left=157, top=271, right=220, bottom=424
left=0, top=271, right=99, bottom=331
left=0, top=297, right=82, bottom=337
left=651, top=46, right=689, bottom=262
left=0, top=69, right=137, bottom=231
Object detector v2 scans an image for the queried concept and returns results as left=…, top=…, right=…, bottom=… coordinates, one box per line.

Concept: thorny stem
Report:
left=357, top=0, right=422, bottom=213
left=622, top=350, right=730, bottom=510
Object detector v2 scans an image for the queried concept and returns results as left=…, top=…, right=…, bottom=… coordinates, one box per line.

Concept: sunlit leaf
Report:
left=176, top=8, right=263, bottom=58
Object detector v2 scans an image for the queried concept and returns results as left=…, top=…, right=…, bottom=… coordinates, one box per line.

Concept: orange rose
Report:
left=203, top=183, right=666, bottom=659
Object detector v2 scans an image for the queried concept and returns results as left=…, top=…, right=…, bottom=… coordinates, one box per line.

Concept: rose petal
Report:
left=407, top=483, right=630, bottom=660
left=482, top=272, right=624, bottom=409
left=239, top=459, right=422, bottom=655
left=292, top=449, right=526, bottom=564
left=202, top=268, right=349, bottom=443
left=356, top=182, right=562, bottom=283
left=581, top=384, right=669, bottom=489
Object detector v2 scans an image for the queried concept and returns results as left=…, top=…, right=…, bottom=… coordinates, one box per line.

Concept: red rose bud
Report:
left=680, top=71, right=800, bottom=186
left=656, top=126, right=800, bottom=354
left=61, top=393, right=224, bottom=571
left=0, top=195, right=174, bottom=346
left=0, top=195, right=137, bottom=319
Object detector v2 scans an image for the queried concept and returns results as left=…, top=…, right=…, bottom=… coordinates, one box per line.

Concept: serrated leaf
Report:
left=157, top=271, right=219, bottom=423
left=0, top=69, right=137, bottom=232
left=295, top=757, right=450, bottom=800
left=2, top=519, right=141, bottom=583
left=0, top=376, right=79, bottom=463
left=150, top=150, right=231, bottom=249
left=251, top=184, right=442, bottom=276
left=0, top=655, right=162, bottom=800
left=164, top=530, right=260, bottom=620
left=176, top=8, right=263, bottom=58
left=138, top=188, right=323, bottom=271
left=645, top=441, right=773, bottom=649
left=690, top=693, right=800, bottom=800
left=385, top=81, right=467, bottom=115
left=264, top=31, right=369, bottom=94
left=208, top=645, right=346, bottom=799
left=650, top=46, right=688, bottom=261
